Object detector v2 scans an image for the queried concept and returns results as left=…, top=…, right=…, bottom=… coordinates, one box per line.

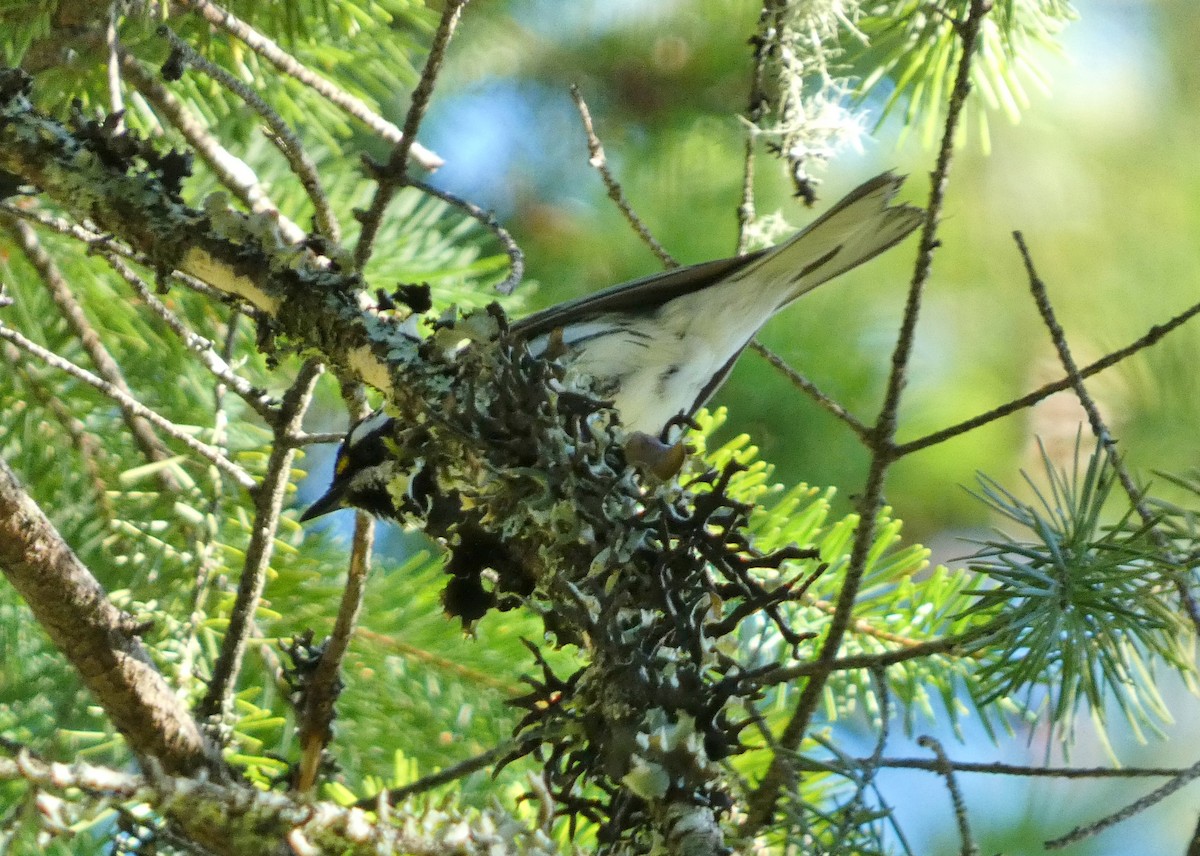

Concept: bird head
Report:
left=300, top=410, right=401, bottom=521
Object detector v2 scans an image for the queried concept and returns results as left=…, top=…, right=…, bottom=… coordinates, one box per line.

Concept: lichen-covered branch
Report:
left=0, top=752, right=558, bottom=856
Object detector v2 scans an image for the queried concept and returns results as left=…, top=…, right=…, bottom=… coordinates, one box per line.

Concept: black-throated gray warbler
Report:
left=302, top=172, right=922, bottom=522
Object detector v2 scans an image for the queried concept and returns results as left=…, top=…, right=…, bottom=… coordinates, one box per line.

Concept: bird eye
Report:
left=335, top=455, right=349, bottom=476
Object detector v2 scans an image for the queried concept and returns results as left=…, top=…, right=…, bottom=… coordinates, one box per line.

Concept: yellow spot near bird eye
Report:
left=335, top=456, right=349, bottom=475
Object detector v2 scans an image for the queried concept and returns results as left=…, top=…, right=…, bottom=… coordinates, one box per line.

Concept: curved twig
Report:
left=181, top=0, right=443, bottom=171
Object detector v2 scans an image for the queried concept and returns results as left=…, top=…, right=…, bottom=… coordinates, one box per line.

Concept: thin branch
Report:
left=748, top=340, right=871, bottom=440
left=1045, top=754, right=1200, bottom=849
left=736, top=131, right=757, bottom=256
left=104, top=253, right=280, bottom=423
left=741, top=0, right=991, bottom=833
left=355, top=0, right=469, bottom=269
left=822, top=668, right=890, bottom=847
left=159, top=28, right=339, bottom=244
left=569, top=84, right=678, bottom=268
left=288, top=431, right=347, bottom=447
left=293, top=381, right=376, bottom=793
left=197, top=359, right=323, bottom=721
left=1, top=212, right=182, bottom=492
left=105, top=4, right=124, bottom=122
left=0, top=322, right=255, bottom=490
left=408, top=177, right=525, bottom=295
left=760, top=624, right=996, bottom=684
left=918, top=736, right=978, bottom=856
left=844, top=756, right=1189, bottom=780
left=119, top=51, right=306, bottom=246
left=181, top=0, right=443, bottom=172
left=296, top=509, right=375, bottom=793
left=1015, top=231, right=1200, bottom=632
left=356, top=740, right=525, bottom=808
left=894, top=295, right=1200, bottom=456
left=737, top=3, right=771, bottom=255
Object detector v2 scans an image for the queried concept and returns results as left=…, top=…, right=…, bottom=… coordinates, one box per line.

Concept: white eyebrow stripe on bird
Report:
left=347, top=409, right=393, bottom=445
left=790, top=244, right=843, bottom=284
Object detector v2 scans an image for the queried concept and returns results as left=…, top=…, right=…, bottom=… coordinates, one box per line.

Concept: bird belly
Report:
left=564, top=296, right=763, bottom=434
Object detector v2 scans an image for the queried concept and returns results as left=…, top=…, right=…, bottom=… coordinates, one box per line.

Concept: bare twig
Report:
left=0, top=322, right=254, bottom=490
left=296, top=510, right=375, bottom=792
left=180, top=0, right=443, bottom=171
left=570, top=84, right=678, bottom=268
left=355, top=0, right=469, bottom=269
left=103, top=253, right=280, bottom=423
left=821, top=668, right=890, bottom=846
left=737, top=3, right=772, bottom=254
left=1045, top=754, right=1200, bottom=849
left=292, top=384, right=376, bottom=792
left=198, top=359, right=323, bottom=721
left=918, top=736, right=978, bottom=856
left=288, top=431, right=348, bottom=447
left=760, top=623, right=997, bottom=684
left=1, top=213, right=182, bottom=492
left=159, top=28, right=340, bottom=244
left=1015, top=231, right=1200, bottom=631
left=843, top=755, right=1188, bottom=780
left=894, top=295, right=1200, bottom=457
left=748, top=340, right=871, bottom=440
left=408, top=177, right=525, bottom=295
left=741, top=0, right=992, bottom=833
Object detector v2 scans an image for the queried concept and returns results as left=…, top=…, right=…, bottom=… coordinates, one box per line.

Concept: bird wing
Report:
left=509, top=252, right=766, bottom=340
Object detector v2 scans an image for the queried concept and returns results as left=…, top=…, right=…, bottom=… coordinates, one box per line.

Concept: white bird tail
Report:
left=732, top=172, right=924, bottom=311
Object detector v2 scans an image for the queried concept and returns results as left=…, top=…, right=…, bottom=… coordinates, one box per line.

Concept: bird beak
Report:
left=300, top=482, right=348, bottom=522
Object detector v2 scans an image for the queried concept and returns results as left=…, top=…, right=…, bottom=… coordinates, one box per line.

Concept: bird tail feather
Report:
left=735, top=172, right=924, bottom=309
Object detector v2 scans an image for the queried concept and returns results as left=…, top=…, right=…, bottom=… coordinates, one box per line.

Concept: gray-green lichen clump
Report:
left=376, top=304, right=810, bottom=852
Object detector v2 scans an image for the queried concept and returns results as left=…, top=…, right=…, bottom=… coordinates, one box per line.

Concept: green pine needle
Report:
left=965, top=437, right=1189, bottom=745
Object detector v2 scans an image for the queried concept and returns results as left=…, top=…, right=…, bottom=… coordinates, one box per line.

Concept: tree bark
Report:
left=0, top=456, right=224, bottom=779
